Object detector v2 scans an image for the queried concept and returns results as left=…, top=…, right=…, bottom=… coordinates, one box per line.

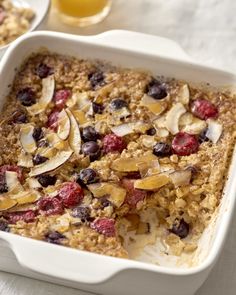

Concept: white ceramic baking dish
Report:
left=0, top=30, right=236, bottom=295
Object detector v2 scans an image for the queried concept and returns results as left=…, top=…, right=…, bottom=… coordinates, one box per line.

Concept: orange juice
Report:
left=55, top=0, right=111, bottom=19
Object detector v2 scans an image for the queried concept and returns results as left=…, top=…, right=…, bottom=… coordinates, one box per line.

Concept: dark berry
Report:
left=12, top=110, right=28, bottom=124
left=45, top=231, right=65, bottom=244
left=103, top=134, right=126, bottom=154
left=198, top=128, right=209, bottom=143
left=7, top=210, right=36, bottom=224
left=79, top=168, right=99, bottom=185
left=153, top=142, right=172, bottom=157
left=0, top=165, right=23, bottom=182
left=16, top=88, right=36, bottom=106
left=37, top=139, right=49, bottom=148
left=36, top=63, right=53, bottom=79
left=89, top=71, right=105, bottom=89
left=58, top=182, right=84, bottom=208
left=91, top=218, right=116, bottom=237
left=0, top=219, right=9, bottom=232
left=32, top=127, right=43, bottom=142
left=82, top=126, right=99, bottom=142
left=92, top=102, right=104, bottom=114
left=53, top=89, right=71, bottom=110
left=0, top=174, right=8, bottom=193
left=172, top=132, right=199, bottom=156
left=170, top=219, right=190, bottom=239
left=38, top=197, right=63, bottom=216
left=191, top=99, right=218, bottom=120
left=122, top=178, right=146, bottom=208
left=146, top=79, right=167, bottom=100
left=37, top=175, right=57, bottom=187
left=110, top=98, right=128, bottom=110
left=82, top=141, right=101, bottom=161
left=71, top=206, right=91, bottom=222
left=146, top=127, right=156, bottom=136
left=33, top=154, right=48, bottom=165
left=99, top=197, right=112, bottom=208
left=47, top=110, right=59, bottom=131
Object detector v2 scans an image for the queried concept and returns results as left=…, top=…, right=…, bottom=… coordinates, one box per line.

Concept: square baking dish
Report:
left=0, top=30, right=236, bottom=295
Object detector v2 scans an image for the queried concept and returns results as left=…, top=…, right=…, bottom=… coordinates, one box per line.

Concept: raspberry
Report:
left=0, top=165, right=23, bottom=182
left=103, top=134, right=126, bottom=153
left=172, top=132, right=199, bottom=156
left=191, top=99, right=218, bottom=120
left=91, top=218, right=116, bottom=237
left=38, top=197, right=63, bottom=216
left=58, top=182, right=84, bottom=208
left=47, top=110, right=60, bottom=131
left=7, top=210, right=36, bottom=224
left=121, top=178, right=147, bottom=208
left=53, top=89, right=71, bottom=110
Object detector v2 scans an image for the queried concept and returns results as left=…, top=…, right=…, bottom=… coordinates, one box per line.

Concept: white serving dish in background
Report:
left=0, top=0, right=50, bottom=58
left=0, top=30, right=236, bottom=295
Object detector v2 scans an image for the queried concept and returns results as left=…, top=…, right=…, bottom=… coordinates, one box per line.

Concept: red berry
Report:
left=7, top=210, right=36, bottom=224
left=172, top=132, right=199, bottom=156
left=91, top=218, right=116, bottom=237
left=121, top=178, right=147, bottom=207
left=58, top=182, right=84, bottom=208
left=53, top=89, right=71, bottom=110
left=47, top=110, right=60, bottom=131
left=103, top=134, right=126, bottom=153
left=38, top=197, right=63, bottom=216
left=0, top=165, right=23, bottom=182
left=191, top=99, right=218, bottom=120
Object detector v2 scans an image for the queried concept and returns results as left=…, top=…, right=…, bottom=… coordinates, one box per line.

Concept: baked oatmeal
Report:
left=0, top=0, right=35, bottom=46
left=0, top=52, right=235, bottom=260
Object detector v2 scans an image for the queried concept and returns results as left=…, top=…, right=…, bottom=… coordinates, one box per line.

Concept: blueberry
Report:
left=0, top=219, right=9, bottom=232
left=37, top=175, right=57, bottom=187
left=82, top=126, right=99, bottom=142
left=71, top=206, right=91, bottom=222
left=82, top=141, right=101, bottom=161
left=36, top=63, right=53, bottom=79
left=79, top=168, right=99, bottom=185
left=110, top=99, right=128, bottom=110
left=153, top=142, right=172, bottom=157
left=198, top=128, right=209, bottom=143
left=89, top=71, right=105, bottom=89
left=146, top=127, right=156, bottom=136
left=32, top=127, right=43, bottom=142
left=33, top=154, right=48, bottom=165
left=146, top=79, right=167, bottom=100
left=16, top=88, right=36, bottom=106
left=170, top=219, right=189, bottom=239
left=0, top=174, right=8, bottom=193
left=92, top=102, right=104, bottom=114
left=12, top=110, right=28, bottom=124
left=45, top=231, right=65, bottom=244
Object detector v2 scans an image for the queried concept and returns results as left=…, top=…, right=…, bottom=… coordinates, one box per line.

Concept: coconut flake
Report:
left=17, top=151, right=33, bottom=168
left=111, top=123, right=134, bottom=137
left=166, top=103, right=186, bottom=135
left=66, top=109, right=82, bottom=155
left=206, top=119, right=223, bottom=143
left=20, top=124, right=37, bottom=154
left=57, top=109, right=70, bottom=140
left=5, top=171, right=22, bottom=192
left=141, top=94, right=167, bottom=115
left=169, top=169, right=192, bottom=187
left=27, top=75, right=55, bottom=115
left=177, top=84, right=190, bottom=105
left=27, top=178, right=42, bottom=189
left=182, top=118, right=207, bottom=135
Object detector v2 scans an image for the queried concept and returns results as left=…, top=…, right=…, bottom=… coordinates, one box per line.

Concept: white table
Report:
left=1, top=0, right=236, bottom=294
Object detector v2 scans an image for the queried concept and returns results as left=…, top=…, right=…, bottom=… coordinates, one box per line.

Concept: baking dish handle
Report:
left=0, top=232, right=134, bottom=284
left=91, top=30, right=191, bottom=62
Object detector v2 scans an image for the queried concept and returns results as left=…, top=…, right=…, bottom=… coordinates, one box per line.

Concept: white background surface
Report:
left=1, top=0, right=236, bottom=294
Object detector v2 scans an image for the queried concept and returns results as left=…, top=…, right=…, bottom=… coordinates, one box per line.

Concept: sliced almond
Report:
left=57, top=109, right=70, bottom=140
left=27, top=75, right=55, bottom=115
left=141, top=94, right=167, bottom=115
left=72, top=109, right=88, bottom=125
left=206, top=119, right=223, bottom=143
left=13, top=191, right=41, bottom=205
left=27, top=177, right=42, bottom=189
left=169, top=169, right=192, bottom=187
left=66, top=109, right=82, bottom=155
left=166, top=102, right=186, bottom=135
left=0, top=198, right=17, bottom=211
left=29, top=149, right=73, bottom=177
left=176, top=84, right=190, bottom=105
left=17, top=151, right=33, bottom=168
left=134, top=174, right=169, bottom=190
left=111, top=123, right=134, bottom=137
left=88, top=183, right=126, bottom=208
left=20, top=124, right=37, bottom=154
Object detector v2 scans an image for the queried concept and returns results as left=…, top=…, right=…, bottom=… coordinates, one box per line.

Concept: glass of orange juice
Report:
left=54, top=0, right=112, bottom=27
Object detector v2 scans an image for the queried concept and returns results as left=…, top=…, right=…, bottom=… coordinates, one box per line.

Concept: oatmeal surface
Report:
left=0, top=52, right=235, bottom=260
